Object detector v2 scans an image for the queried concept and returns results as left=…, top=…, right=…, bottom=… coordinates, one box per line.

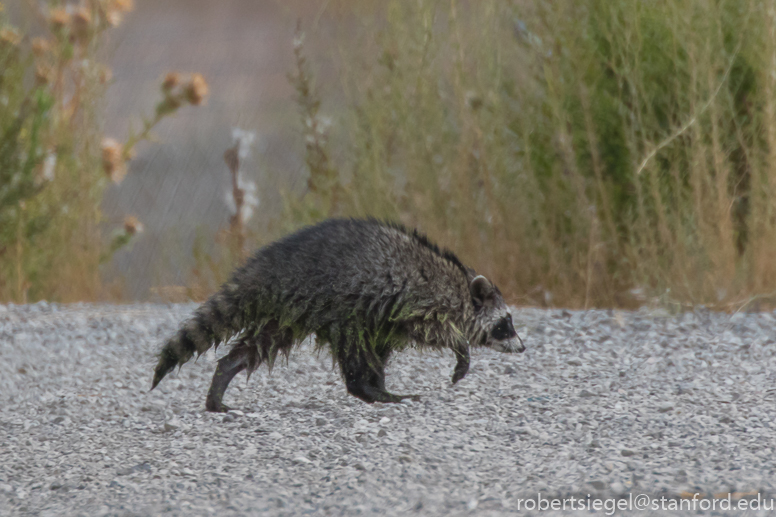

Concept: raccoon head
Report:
left=470, top=275, right=525, bottom=353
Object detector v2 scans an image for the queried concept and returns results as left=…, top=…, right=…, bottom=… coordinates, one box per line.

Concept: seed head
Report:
left=184, top=73, right=209, bottom=106
left=32, top=37, right=51, bottom=56
left=0, top=27, right=20, bottom=47
left=104, top=0, right=134, bottom=26
left=162, top=72, right=181, bottom=92
left=98, top=65, right=113, bottom=85
left=102, top=137, right=127, bottom=183
left=71, top=8, right=92, bottom=38
left=123, top=215, right=143, bottom=235
left=35, top=64, right=54, bottom=85
left=112, top=0, right=135, bottom=13
left=104, top=10, right=121, bottom=27
left=49, top=8, right=70, bottom=30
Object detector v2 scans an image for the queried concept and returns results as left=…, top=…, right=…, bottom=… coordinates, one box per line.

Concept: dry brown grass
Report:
left=5, top=0, right=776, bottom=310
left=280, top=0, right=776, bottom=310
left=0, top=1, right=208, bottom=303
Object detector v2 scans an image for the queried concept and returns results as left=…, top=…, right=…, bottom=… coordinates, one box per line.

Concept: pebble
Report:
left=1, top=303, right=774, bottom=516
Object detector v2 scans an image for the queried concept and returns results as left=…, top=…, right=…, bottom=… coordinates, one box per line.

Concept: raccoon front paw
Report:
left=205, top=398, right=232, bottom=413
left=451, top=365, right=469, bottom=384
left=452, top=346, right=469, bottom=384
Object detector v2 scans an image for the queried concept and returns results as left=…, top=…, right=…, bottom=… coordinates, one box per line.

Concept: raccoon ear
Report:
left=470, top=275, right=495, bottom=309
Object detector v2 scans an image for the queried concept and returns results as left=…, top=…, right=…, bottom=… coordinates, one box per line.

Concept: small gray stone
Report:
left=610, top=482, right=626, bottom=494
left=163, top=420, right=179, bottom=432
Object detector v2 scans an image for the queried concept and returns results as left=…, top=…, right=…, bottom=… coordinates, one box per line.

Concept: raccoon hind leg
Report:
left=205, top=337, right=257, bottom=413
left=205, top=321, right=293, bottom=413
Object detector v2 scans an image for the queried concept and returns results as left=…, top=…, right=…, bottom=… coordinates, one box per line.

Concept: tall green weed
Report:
left=288, top=0, right=776, bottom=309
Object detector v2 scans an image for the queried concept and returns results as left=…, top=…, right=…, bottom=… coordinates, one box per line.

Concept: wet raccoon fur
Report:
left=151, top=218, right=524, bottom=411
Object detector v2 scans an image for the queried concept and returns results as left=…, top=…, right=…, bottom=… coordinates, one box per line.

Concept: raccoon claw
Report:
left=205, top=398, right=232, bottom=413
left=452, top=345, right=470, bottom=384
left=451, top=362, right=469, bottom=384
left=401, top=394, right=421, bottom=402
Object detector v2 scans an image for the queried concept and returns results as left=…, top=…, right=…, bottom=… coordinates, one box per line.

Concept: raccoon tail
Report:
left=152, top=288, right=243, bottom=389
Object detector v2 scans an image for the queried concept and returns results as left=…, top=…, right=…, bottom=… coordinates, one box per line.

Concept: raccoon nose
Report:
left=513, top=334, right=526, bottom=353
left=494, top=336, right=525, bottom=353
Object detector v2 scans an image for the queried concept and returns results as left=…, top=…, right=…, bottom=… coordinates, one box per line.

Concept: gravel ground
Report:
left=1, top=302, right=776, bottom=516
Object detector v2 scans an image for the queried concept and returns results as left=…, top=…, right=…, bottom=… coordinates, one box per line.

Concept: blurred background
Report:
left=1, top=0, right=775, bottom=310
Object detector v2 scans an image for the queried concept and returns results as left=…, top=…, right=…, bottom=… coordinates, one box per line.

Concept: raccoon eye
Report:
left=491, top=315, right=516, bottom=340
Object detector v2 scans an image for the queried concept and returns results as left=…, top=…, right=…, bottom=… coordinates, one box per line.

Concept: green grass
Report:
left=283, top=0, right=776, bottom=310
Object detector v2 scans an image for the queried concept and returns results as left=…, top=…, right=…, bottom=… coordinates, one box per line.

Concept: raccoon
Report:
left=151, top=218, right=524, bottom=411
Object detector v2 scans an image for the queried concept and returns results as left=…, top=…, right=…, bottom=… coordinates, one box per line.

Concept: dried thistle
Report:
left=185, top=73, right=209, bottom=106
left=102, top=0, right=135, bottom=26
left=71, top=8, right=92, bottom=41
left=103, top=10, right=121, bottom=27
left=123, top=215, right=143, bottom=235
left=31, top=37, right=51, bottom=56
left=101, top=137, right=127, bottom=183
left=98, top=65, right=113, bottom=85
left=0, top=26, right=20, bottom=47
left=222, top=128, right=257, bottom=260
left=118, top=70, right=208, bottom=180
left=162, top=71, right=181, bottom=92
left=49, top=8, right=70, bottom=30
left=111, top=0, right=135, bottom=13
left=35, top=63, right=53, bottom=85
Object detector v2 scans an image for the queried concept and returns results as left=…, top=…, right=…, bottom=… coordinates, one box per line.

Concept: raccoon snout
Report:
left=492, top=335, right=525, bottom=354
